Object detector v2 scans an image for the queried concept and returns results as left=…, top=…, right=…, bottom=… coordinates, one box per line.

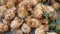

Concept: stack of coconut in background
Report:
left=0, top=0, right=60, bottom=34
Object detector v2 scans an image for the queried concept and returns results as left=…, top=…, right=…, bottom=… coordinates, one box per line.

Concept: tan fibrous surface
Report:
left=44, top=6, right=58, bottom=21
left=0, top=0, right=59, bottom=33
left=35, top=25, right=49, bottom=34
left=47, top=32, right=57, bottom=34
left=6, top=0, right=17, bottom=8
left=10, top=17, right=23, bottom=30
left=13, top=29, right=23, bottom=34
left=21, top=23, right=31, bottom=34
left=56, top=24, right=60, bottom=29
left=0, top=5, right=7, bottom=19
left=17, top=6, right=29, bottom=18
left=26, top=17, right=41, bottom=28
left=4, top=7, right=16, bottom=20
left=51, top=2, right=60, bottom=9
left=40, top=18, right=48, bottom=25
left=3, top=18, right=11, bottom=25
left=0, top=22, right=9, bottom=32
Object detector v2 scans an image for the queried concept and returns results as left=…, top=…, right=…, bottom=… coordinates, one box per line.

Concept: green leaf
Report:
left=44, top=11, right=49, bottom=19
left=48, top=19, right=51, bottom=24
left=49, top=22, right=57, bottom=30
left=55, top=28, right=60, bottom=34
left=44, top=11, right=51, bottom=24
left=49, top=24, right=56, bottom=30
left=54, top=20, right=57, bottom=25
